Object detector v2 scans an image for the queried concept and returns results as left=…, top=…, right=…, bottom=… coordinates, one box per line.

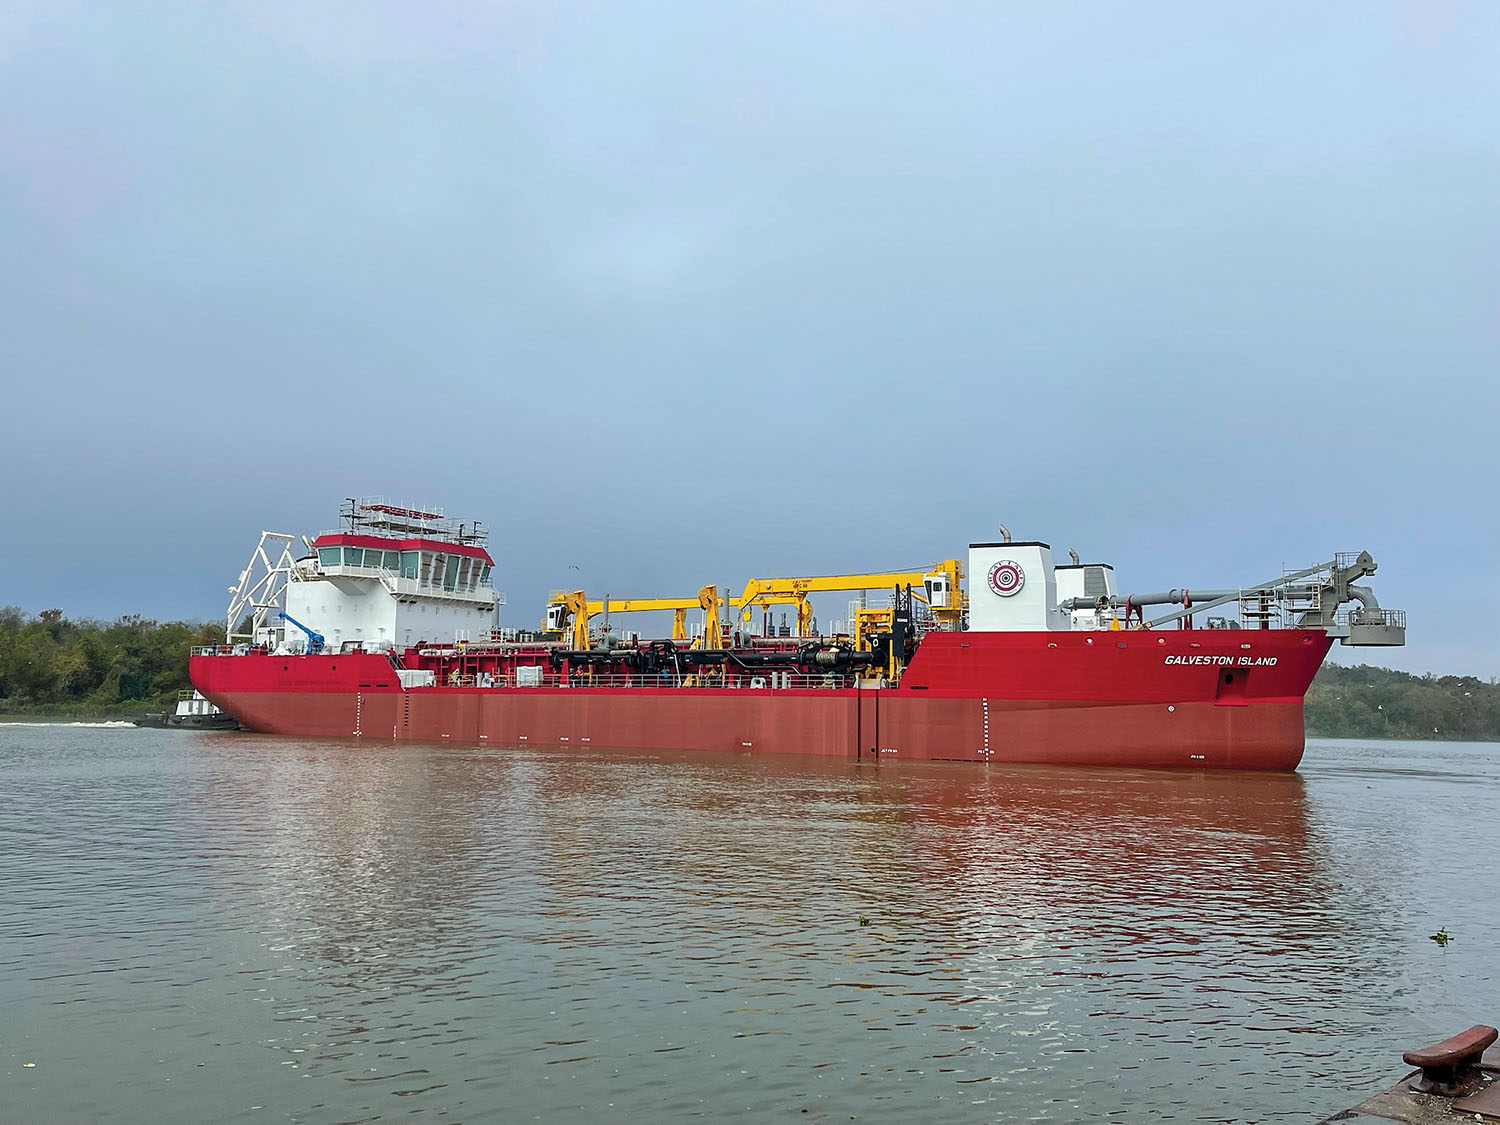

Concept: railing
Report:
left=188, top=645, right=865, bottom=689
left=1334, top=607, right=1406, bottom=629
left=434, top=672, right=859, bottom=691
left=316, top=506, right=487, bottom=546
left=1237, top=589, right=1285, bottom=626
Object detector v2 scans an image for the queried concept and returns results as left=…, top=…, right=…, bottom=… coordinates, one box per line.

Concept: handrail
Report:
left=1335, top=607, right=1406, bottom=628
left=450, top=672, right=858, bottom=690
left=188, top=646, right=876, bottom=691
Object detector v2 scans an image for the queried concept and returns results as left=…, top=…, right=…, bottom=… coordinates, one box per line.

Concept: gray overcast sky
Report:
left=1, top=1, right=1495, bottom=675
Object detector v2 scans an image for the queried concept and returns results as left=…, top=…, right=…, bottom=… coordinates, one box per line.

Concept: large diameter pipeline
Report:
left=550, top=645, right=876, bottom=674
left=1059, top=589, right=1240, bottom=612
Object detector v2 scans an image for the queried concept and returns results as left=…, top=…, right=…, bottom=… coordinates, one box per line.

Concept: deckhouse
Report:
left=250, top=501, right=501, bottom=653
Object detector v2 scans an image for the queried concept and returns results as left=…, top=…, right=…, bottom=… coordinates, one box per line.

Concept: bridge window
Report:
left=383, top=550, right=400, bottom=570
left=430, top=554, right=445, bottom=586
left=318, top=547, right=340, bottom=568
left=343, top=547, right=364, bottom=566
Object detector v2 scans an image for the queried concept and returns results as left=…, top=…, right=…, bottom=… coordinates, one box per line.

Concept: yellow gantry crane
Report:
left=545, top=585, right=724, bottom=649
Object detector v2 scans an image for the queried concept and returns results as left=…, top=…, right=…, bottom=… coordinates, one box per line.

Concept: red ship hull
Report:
left=192, top=629, right=1333, bottom=770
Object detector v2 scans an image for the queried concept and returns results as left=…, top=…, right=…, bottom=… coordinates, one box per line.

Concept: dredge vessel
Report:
left=190, top=499, right=1405, bottom=769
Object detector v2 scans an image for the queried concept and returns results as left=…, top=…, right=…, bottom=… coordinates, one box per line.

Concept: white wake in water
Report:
left=1, top=720, right=139, bottom=729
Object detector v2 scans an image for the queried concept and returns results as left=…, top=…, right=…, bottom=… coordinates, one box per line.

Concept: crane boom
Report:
left=277, top=610, right=326, bottom=654
left=730, top=560, right=966, bottom=636
left=545, top=586, right=723, bottom=646
left=545, top=563, right=967, bottom=646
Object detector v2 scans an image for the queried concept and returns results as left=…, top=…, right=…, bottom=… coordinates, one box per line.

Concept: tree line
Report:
left=0, top=607, right=222, bottom=716
left=0, top=607, right=1496, bottom=737
left=1304, top=662, right=1499, bottom=742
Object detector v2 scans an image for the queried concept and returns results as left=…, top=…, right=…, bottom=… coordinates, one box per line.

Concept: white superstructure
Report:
left=284, top=541, right=499, bottom=653
left=225, top=500, right=503, bottom=654
left=1054, top=560, right=1119, bottom=628
left=966, top=540, right=1072, bottom=631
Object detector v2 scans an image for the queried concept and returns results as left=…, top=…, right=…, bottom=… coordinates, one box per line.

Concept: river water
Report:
left=2, top=726, right=1496, bottom=1123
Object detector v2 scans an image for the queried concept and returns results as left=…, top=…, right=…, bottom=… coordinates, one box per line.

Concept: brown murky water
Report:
left=2, top=726, right=1496, bottom=1122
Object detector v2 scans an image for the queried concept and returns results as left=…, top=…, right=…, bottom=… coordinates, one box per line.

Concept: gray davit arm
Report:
left=1061, top=551, right=1405, bottom=646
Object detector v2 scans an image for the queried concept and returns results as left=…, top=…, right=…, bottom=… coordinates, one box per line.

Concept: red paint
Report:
left=192, top=629, right=1331, bottom=770
left=310, top=533, right=493, bottom=562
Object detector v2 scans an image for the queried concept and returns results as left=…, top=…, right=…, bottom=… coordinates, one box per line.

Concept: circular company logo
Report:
left=987, top=559, right=1025, bottom=597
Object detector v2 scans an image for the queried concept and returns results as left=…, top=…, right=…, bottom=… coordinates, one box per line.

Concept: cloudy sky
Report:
left=1, top=1, right=1494, bottom=675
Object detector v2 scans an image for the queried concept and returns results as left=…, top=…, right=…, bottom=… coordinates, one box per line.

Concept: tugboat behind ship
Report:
left=134, top=689, right=241, bottom=731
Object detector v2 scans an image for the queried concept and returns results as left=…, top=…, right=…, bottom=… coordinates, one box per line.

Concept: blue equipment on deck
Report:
left=277, top=610, right=326, bottom=655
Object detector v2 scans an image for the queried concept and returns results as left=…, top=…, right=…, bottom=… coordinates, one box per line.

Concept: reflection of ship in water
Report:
left=820, top=759, right=1439, bottom=1117
left=810, top=761, right=1325, bottom=955
left=208, top=744, right=1380, bottom=999
left=191, top=740, right=1422, bottom=1119
left=511, top=749, right=1329, bottom=955
left=198, top=741, right=513, bottom=1035
left=257, top=754, right=498, bottom=960
left=901, top=764, right=1316, bottom=904
left=525, top=750, right=1410, bottom=1102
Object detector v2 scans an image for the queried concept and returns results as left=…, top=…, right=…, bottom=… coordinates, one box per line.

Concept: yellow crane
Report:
left=545, top=590, right=593, bottom=651
left=546, top=564, right=964, bottom=649
left=544, top=585, right=725, bottom=649
left=730, top=561, right=966, bottom=639
left=734, top=589, right=817, bottom=637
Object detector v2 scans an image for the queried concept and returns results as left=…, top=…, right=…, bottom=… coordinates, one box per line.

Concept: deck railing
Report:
left=187, top=647, right=863, bottom=689
left=1334, top=607, right=1407, bottom=629
left=440, top=672, right=858, bottom=690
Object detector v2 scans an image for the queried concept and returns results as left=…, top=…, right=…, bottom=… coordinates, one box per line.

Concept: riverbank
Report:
left=3, top=608, right=1495, bottom=740
left=0, top=700, right=164, bottom=722
left=1306, top=664, right=1498, bottom=742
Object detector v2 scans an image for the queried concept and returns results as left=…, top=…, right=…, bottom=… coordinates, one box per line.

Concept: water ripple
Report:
left=2, top=727, right=1496, bottom=1122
